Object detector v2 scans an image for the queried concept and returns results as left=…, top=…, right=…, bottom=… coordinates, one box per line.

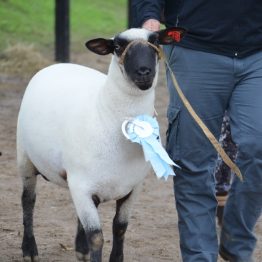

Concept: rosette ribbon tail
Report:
left=141, top=138, right=179, bottom=180
left=122, top=115, right=180, bottom=180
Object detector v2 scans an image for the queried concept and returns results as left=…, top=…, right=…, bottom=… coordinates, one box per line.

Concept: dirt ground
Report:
left=0, top=50, right=261, bottom=262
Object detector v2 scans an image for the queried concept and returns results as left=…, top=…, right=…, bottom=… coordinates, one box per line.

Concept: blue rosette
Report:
left=122, top=115, right=180, bottom=180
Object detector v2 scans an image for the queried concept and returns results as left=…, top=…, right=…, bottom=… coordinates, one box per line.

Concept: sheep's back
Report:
left=17, top=63, right=106, bottom=185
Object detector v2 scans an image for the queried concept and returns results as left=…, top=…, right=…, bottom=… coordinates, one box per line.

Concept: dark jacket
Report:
left=131, top=0, right=262, bottom=57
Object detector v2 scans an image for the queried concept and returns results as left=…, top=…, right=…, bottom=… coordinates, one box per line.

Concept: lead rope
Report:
left=119, top=40, right=243, bottom=181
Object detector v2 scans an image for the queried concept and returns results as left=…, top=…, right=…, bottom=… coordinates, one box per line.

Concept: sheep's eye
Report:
left=149, top=34, right=159, bottom=46
left=152, top=39, right=159, bottom=46
left=115, top=44, right=121, bottom=51
left=114, top=38, right=128, bottom=55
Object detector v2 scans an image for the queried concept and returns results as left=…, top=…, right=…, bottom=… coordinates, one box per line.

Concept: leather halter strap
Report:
left=118, top=39, right=161, bottom=65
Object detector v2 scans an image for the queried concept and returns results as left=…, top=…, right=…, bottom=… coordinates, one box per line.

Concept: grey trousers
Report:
left=164, top=45, right=262, bottom=262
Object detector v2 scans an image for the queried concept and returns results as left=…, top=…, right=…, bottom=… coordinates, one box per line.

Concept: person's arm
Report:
left=131, top=0, right=164, bottom=31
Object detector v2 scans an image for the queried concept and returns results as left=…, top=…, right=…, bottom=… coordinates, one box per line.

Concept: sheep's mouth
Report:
left=134, top=76, right=153, bottom=90
left=134, top=78, right=153, bottom=90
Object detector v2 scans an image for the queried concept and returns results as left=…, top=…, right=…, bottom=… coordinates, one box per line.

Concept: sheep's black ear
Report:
left=85, top=38, right=114, bottom=55
left=157, top=27, right=186, bottom=45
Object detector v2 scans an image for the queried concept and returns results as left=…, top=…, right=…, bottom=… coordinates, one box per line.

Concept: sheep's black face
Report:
left=123, top=42, right=157, bottom=91
left=114, top=33, right=159, bottom=91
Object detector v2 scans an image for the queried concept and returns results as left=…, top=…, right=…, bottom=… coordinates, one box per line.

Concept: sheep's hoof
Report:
left=23, top=255, right=39, bottom=262
left=109, top=254, right=124, bottom=262
left=76, top=251, right=90, bottom=261
left=22, top=235, right=39, bottom=262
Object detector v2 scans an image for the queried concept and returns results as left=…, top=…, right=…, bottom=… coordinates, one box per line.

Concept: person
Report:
left=214, top=113, right=237, bottom=226
left=131, top=1, right=262, bottom=261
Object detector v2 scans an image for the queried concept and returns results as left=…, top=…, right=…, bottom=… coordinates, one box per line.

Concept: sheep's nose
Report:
left=136, top=67, right=151, bottom=76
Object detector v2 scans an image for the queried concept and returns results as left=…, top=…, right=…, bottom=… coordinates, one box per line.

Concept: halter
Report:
left=118, top=39, right=162, bottom=65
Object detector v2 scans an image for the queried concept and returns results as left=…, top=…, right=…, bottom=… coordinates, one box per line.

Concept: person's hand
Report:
left=142, top=19, right=160, bottom=32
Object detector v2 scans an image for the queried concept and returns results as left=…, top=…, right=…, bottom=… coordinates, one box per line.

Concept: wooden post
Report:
left=128, top=0, right=132, bottom=28
left=55, top=0, right=70, bottom=62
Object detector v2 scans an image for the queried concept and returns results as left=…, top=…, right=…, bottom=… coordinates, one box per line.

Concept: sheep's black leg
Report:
left=109, top=191, right=133, bottom=262
left=71, top=189, right=103, bottom=262
left=18, top=150, right=39, bottom=262
left=76, top=225, right=104, bottom=262
left=22, top=187, right=38, bottom=261
left=86, top=229, right=103, bottom=262
left=75, top=218, right=89, bottom=261
left=83, top=195, right=103, bottom=262
left=21, top=170, right=38, bottom=262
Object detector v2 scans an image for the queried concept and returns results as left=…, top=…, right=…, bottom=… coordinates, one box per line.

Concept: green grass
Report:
left=0, top=0, right=127, bottom=52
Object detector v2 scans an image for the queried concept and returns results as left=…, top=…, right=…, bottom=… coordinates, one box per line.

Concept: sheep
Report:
left=17, top=27, right=185, bottom=262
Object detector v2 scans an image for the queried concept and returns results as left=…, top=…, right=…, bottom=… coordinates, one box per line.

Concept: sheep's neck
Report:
left=97, top=60, right=155, bottom=123
left=100, top=79, right=155, bottom=118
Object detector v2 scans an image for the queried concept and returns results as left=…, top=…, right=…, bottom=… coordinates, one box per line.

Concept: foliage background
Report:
left=0, top=0, right=127, bottom=53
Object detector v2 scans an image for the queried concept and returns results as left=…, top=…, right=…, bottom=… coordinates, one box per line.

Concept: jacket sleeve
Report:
left=131, top=0, right=165, bottom=27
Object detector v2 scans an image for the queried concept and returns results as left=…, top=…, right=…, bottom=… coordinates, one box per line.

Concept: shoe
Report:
left=219, top=245, right=236, bottom=261
left=219, top=245, right=253, bottom=262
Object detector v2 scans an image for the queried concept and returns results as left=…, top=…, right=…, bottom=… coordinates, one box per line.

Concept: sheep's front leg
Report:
left=75, top=218, right=89, bottom=261
left=109, top=185, right=140, bottom=262
left=75, top=203, right=103, bottom=262
left=69, top=177, right=103, bottom=262
left=75, top=195, right=101, bottom=261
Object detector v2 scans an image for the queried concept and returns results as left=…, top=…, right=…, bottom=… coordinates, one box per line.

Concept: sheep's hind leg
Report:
left=109, top=186, right=140, bottom=262
left=19, top=154, right=39, bottom=262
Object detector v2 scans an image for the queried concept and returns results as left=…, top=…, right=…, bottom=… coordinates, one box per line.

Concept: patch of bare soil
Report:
left=0, top=49, right=261, bottom=261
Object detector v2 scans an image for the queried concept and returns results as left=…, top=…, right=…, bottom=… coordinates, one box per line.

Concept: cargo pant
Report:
left=164, top=45, right=262, bottom=262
